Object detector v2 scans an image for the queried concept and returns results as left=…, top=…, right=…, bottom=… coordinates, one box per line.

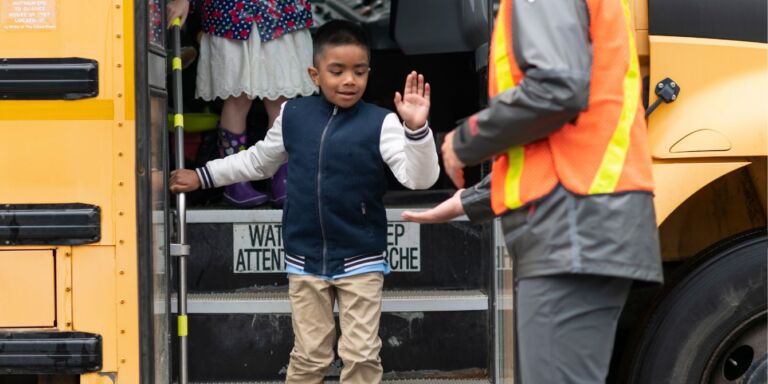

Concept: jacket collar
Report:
left=318, top=93, right=363, bottom=112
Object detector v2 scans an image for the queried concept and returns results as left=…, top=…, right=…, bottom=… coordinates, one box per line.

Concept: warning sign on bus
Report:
left=1, top=0, right=56, bottom=30
left=233, top=222, right=421, bottom=273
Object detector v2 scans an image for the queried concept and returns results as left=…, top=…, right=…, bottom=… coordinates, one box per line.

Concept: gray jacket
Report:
left=455, top=0, right=663, bottom=283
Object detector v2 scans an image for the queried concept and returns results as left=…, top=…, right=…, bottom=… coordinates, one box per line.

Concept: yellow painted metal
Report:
left=72, top=246, right=118, bottom=372
left=631, top=0, right=648, bottom=30
left=0, top=100, right=115, bottom=121
left=178, top=315, right=189, bottom=336
left=114, top=116, right=140, bottom=382
left=0, top=0, right=116, bottom=112
left=0, top=250, right=55, bottom=327
left=172, top=57, right=182, bottom=71
left=114, top=0, right=141, bottom=381
left=56, top=247, right=73, bottom=332
left=0, top=120, right=115, bottom=245
left=648, top=36, right=768, bottom=159
left=652, top=160, right=751, bottom=225
left=174, top=113, right=184, bottom=128
left=658, top=164, right=765, bottom=261
left=629, top=0, right=649, bottom=62
left=80, top=374, right=118, bottom=384
left=0, top=0, right=141, bottom=381
left=669, top=129, right=732, bottom=153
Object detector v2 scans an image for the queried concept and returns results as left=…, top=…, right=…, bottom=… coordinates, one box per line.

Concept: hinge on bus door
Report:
left=170, top=243, right=190, bottom=257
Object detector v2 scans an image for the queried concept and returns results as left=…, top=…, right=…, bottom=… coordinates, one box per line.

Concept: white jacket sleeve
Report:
left=196, top=104, right=288, bottom=189
left=379, top=113, right=440, bottom=190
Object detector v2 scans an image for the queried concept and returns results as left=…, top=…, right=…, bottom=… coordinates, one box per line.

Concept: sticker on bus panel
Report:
left=1, top=0, right=56, bottom=30
left=232, top=222, right=421, bottom=273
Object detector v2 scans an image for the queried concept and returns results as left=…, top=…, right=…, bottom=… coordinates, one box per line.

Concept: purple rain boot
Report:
left=271, top=163, right=288, bottom=208
left=219, top=126, right=269, bottom=208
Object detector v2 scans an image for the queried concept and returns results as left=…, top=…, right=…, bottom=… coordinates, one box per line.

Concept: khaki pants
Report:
left=285, top=272, right=384, bottom=384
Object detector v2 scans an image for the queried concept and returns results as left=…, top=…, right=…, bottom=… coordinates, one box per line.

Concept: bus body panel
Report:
left=0, top=0, right=141, bottom=381
left=0, top=250, right=55, bottom=327
left=647, top=37, right=768, bottom=159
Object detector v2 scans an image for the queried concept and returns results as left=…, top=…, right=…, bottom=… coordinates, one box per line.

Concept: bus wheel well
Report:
left=658, top=160, right=766, bottom=262
left=619, top=228, right=767, bottom=384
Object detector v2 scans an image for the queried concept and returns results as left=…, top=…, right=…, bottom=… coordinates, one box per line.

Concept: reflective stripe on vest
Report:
left=488, top=0, right=650, bottom=214
left=489, top=0, right=527, bottom=212
left=588, top=0, right=640, bottom=194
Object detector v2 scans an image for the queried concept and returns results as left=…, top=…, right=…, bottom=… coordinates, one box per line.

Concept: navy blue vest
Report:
left=281, top=96, right=391, bottom=276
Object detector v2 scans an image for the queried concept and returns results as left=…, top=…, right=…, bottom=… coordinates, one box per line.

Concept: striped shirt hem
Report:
left=285, top=254, right=306, bottom=270
left=196, top=166, right=215, bottom=189
left=344, top=253, right=386, bottom=272
left=405, top=125, right=430, bottom=141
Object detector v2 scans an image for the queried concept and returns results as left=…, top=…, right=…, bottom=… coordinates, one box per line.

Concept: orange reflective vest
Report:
left=488, top=0, right=654, bottom=214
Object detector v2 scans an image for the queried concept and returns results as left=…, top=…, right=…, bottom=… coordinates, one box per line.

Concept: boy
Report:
left=170, top=20, right=440, bottom=384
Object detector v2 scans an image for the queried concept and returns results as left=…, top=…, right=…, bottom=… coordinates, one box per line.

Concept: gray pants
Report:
left=516, top=274, right=632, bottom=384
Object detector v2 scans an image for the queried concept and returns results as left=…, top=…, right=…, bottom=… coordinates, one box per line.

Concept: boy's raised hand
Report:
left=394, top=71, right=431, bottom=130
left=169, top=169, right=201, bottom=193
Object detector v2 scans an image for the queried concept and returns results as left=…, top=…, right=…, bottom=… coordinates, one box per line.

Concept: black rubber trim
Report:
left=0, top=331, right=102, bottom=374
left=649, top=0, right=767, bottom=44
left=0, top=58, right=99, bottom=100
left=0, top=203, right=100, bottom=245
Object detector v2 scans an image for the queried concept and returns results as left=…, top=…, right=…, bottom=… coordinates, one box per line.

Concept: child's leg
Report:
left=220, top=93, right=253, bottom=135
left=335, top=272, right=384, bottom=384
left=217, top=94, right=269, bottom=207
left=286, top=274, right=337, bottom=384
left=263, top=96, right=288, bottom=129
left=263, top=96, right=289, bottom=207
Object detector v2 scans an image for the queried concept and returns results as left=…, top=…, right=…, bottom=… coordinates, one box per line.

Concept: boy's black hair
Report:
left=313, top=20, right=370, bottom=64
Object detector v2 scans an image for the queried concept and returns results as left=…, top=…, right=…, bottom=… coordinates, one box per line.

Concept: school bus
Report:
left=0, top=0, right=171, bottom=382
left=0, top=0, right=765, bottom=383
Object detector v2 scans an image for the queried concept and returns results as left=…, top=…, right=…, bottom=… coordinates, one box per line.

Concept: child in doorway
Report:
left=166, top=0, right=317, bottom=208
left=170, top=20, right=440, bottom=383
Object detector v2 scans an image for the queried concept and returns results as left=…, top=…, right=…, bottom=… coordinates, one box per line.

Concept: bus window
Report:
left=149, top=92, right=171, bottom=384
left=149, top=0, right=164, bottom=48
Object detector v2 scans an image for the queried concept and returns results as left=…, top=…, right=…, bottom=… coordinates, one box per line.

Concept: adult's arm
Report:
left=453, top=0, right=592, bottom=165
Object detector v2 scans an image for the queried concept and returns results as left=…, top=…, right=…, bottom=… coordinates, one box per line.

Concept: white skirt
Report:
left=196, top=27, right=317, bottom=101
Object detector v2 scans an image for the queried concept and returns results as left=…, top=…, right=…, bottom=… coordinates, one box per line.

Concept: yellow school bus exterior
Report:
left=0, top=0, right=765, bottom=383
left=620, top=0, right=767, bottom=381
left=0, top=0, right=170, bottom=382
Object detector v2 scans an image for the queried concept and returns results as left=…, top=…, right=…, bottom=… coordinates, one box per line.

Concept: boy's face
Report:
left=308, top=44, right=370, bottom=109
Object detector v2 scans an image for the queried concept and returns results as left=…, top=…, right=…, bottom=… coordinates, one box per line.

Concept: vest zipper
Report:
left=318, top=105, right=338, bottom=275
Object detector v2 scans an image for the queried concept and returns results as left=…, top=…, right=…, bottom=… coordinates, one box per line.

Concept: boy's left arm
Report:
left=384, top=70, right=440, bottom=190
left=380, top=113, right=440, bottom=190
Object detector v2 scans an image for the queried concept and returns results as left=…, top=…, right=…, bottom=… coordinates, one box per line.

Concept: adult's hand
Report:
left=166, top=0, right=190, bottom=29
left=401, top=189, right=465, bottom=224
left=442, top=130, right=466, bottom=188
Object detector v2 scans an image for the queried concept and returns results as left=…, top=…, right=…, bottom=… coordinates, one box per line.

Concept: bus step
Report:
left=172, top=290, right=488, bottom=314
left=189, top=380, right=490, bottom=384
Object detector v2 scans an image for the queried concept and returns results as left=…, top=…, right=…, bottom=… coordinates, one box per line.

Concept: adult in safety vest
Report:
left=403, top=0, right=664, bottom=382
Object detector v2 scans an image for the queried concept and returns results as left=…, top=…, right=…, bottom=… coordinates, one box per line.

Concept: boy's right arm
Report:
left=197, top=108, right=289, bottom=190
left=169, top=168, right=201, bottom=193
left=172, top=103, right=289, bottom=192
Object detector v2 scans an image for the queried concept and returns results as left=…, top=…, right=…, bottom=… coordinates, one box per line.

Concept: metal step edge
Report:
left=183, top=208, right=470, bottom=223
left=189, top=380, right=489, bottom=384
left=171, top=290, right=488, bottom=314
